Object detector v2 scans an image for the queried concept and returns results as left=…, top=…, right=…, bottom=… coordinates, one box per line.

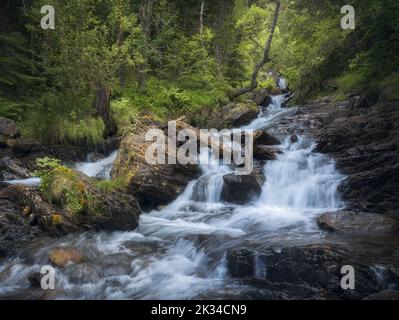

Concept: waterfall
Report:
left=0, top=79, right=346, bottom=299
left=75, top=150, right=117, bottom=180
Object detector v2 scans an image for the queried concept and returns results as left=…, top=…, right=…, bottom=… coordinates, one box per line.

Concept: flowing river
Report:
left=0, top=86, right=347, bottom=299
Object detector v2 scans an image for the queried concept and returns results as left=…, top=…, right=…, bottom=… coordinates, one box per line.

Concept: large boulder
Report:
left=0, top=170, right=141, bottom=257
left=221, top=173, right=262, bottom=205
left=0, top=117, right=20, bottom=138
left=112, top=121, right=201, bottom=210
left=252, top=88, right=270, bottom=106
left=0, top=156, right=31, bottom=180
left=317, top=211, right=397, bottom=234
left=226, top=245, right=382, bottom=299
left=221, top=101, right=259, bottom=128
left=253, top=130, right=280, bottom=146
left=253, top=145, right=278, bottom=161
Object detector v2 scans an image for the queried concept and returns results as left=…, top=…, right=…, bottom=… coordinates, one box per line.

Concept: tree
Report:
left=230, top=0, right=280, bottom=98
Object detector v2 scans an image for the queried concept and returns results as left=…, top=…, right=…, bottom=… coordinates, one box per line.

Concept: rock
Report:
left=309, top=98, right=399, bottom=216
left=318, top=211, right=397, bottom=234
left=363, top=290, right=399, bottom=300
left=253, top=145, right=277, bottom=161
left=0, top=156, right=31, bottom=180
left=290, top=134, right=299, bottom=144
left=253, top=130, right=280, bottom=146
left=8, top=138, right=41, bottom=156
left=49, top=247, right=85, bottom=267
left=226, top=245, right=382, bottom=299
left=252, top=88, right=270, bottom=106
left=221, top=174, right=261, bottom=205
left=0, top=170, right=141, bottom=256
left=0, top=188, right=43, bottom=258
left=28, top=272, right=42, bottom=288
left=0, top=117, right=20, bottom=138
left=222, top=101, right=258, bottom=127
left=112, top=121, right=201, bottom=210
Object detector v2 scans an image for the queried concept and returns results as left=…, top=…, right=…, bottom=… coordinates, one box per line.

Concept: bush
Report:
left=336, top=72, right=364, bottom=93
left=33, top=157, right=88, bottom=214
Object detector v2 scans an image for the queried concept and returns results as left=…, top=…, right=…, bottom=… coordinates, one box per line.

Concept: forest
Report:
left=1, top=0, right=399, bottom=301
left=1, top=0, right=397, bottom=145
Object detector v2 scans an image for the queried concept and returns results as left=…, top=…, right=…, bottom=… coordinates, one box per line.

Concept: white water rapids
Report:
left=0, top=81, right=345, bottom=299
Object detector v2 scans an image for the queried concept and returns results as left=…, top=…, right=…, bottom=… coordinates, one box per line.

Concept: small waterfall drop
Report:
left=74, top=150, right=117, bottom=180
left=0, top=78, right=346, bottom=299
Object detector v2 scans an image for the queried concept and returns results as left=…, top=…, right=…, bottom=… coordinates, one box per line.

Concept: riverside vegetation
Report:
left=0, top=0, right=399, bottom=300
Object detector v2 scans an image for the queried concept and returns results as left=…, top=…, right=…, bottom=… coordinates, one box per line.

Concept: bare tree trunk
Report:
left=200, top=1, right=205, bottom=34
left=94, top=84, right=116, bottom=136
left=137, top=0, right=155, bottom=90
left=230, top=1, right=280, bottom=99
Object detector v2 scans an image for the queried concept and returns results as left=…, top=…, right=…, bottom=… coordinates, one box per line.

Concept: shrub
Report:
left=34, top=157, right=88, bottom=214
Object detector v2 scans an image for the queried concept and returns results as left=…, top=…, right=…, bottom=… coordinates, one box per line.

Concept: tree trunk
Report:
left=230, top=1, right=280, bottom=99
left=137, top=0, right=155, bottom=90
left=94, top=84, right=116, bottom=136
left=200, top=1, right=205, bottom=34
left=119, top=64, right=126, bottom=87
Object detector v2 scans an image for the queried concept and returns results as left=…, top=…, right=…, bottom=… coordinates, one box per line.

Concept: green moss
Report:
left=336, top=72, right=364, bottom=93
left=94, top=177, right=128, bottom=192
left=34, top=157, right=88, bottom=214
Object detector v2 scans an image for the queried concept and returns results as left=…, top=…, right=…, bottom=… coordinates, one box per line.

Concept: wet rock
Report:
left=221, top=174, right=261, bottom=205
left=63, top=263, right=101, bottom=283
left=253, top=130, right=280, bottom=146
left=290, top=134, right=299, bottom=144
left=227, top=245, right=382, bottom=299
left=318, top=211, right=397, bottom=234
left=27, top=272, right=42, bottom=288
left=363, top=289, right=399, bottom=300
left=49, top=247, right=85, bottom=268
left=252, top=88, right=270, bottom=106
left=253, top=145, right=277, bottom=161
left=112, top=121, right=201, bottom=210
left=0, top=117, right=20, bottom=138
left=309, top=98, right=399, bottom=216
left=0, top=171, right=141, bottom=256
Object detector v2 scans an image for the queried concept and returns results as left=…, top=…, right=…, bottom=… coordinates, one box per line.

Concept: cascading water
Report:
left=75, top=151, right=118, bottom=180
left=0, top=79, right=345, bottom=299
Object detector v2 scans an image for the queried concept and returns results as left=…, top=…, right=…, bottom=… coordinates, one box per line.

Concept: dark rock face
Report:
left=363, top=290, right=399, bottom=300
left=227, top=245, right=384, bottom=299
left=300, top=96, right=399, bottom=216
left=221, top=174, right=262, bottom=205
left=253, top=130, right=280, bottom=146
left=0, top=188, right=42, bottom=258
left=318, top=211, right=397, bottom=234
left=0, top=156, right=31, bottom=180
left=253, top=145, right=277, bottom=161
left=112, top=122, right=201, bottom=210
